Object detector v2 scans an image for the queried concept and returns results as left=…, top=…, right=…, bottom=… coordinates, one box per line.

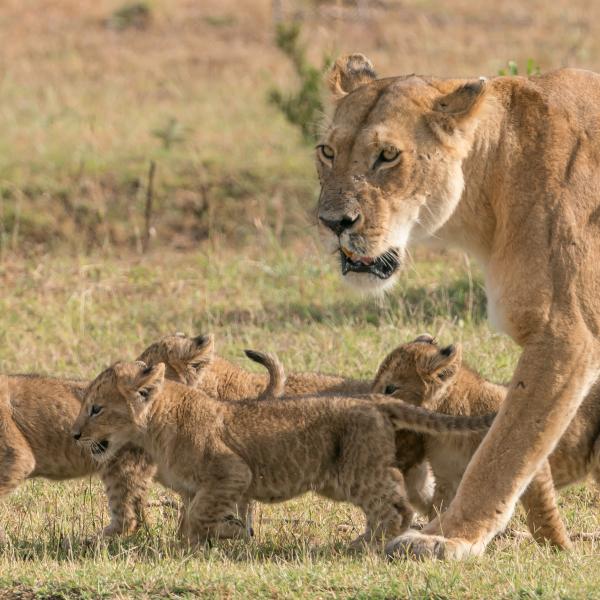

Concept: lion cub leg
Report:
left=519, top=460, right=572, bottom=550
left=346, top=467, right=413, bottom=550
left=0, top=412, right=36, bottom=540
left=99, top=445, right=157, bottom=537
left=180, top=455, right=253, bottom=545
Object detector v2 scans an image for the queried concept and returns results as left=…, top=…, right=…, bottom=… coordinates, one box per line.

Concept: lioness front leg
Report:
left=387, top=334, right=598, bottom=560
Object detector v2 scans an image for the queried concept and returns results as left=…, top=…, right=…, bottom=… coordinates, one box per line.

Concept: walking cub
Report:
left=72, top=360, right=494, bottom=548
left=371, top=334, right=591, bottom=549
left=139, top=333, right=434, bottom=514
left=137, top=333, right=372, bottom=399
left=0, top=335, right=213, bottom=538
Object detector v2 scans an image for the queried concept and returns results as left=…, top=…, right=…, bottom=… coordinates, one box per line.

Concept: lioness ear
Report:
left=416, top=344, right=462, bottom=382
left=135, top=362, right=165, bottom=401
left=328, top=54, right=377, bottom=101
left=426, top=79, right=488, bottom=148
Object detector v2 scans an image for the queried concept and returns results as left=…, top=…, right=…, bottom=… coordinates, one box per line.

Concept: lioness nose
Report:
left=72, top=432, right=81, bottom=440
left=319, top=213, right=360, bottom=236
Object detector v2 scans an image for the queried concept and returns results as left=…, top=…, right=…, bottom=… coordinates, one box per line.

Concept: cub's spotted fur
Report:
left=72, top=360, right=494, bottom=547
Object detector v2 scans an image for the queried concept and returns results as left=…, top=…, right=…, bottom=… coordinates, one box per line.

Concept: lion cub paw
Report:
left=385, top=531, right=482, bottom=561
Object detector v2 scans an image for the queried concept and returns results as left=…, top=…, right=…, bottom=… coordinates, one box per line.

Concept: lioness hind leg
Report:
left=519, top=459, right=572, bottom=550
left=99, top=445, right=157, bottom=537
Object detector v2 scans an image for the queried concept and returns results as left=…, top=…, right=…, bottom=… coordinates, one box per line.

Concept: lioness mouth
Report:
left=340, top=247, right=400, bottom=279
left=92, top=440, right=109, bottom=455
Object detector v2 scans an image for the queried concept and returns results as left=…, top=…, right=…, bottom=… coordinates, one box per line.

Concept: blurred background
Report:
left=0, top=0, right=598, bottom=256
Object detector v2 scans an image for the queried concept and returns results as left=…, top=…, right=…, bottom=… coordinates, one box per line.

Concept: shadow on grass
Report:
left=210, top=275, right=487, bottom=328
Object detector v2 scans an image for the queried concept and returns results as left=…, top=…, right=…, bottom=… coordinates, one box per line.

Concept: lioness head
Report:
left=71, top=361, right=165, bottom=462
left=317, top=54, right=488, bottom=292
left=136, top=332, right=214, bottom=388
left=372, top=334, right=462, bottom=408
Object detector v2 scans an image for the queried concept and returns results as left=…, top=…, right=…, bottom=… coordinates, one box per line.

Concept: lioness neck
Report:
left=434, top=81, right=513, bottom=265
left=437, top=366, right=506, bottom=416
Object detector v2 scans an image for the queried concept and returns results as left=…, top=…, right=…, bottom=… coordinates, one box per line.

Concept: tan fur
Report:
left=72, top=361, right=494, bottom=548
left=0, top=337, right=207, bottom=538
left=372, top=335, right=600, bottom=549
left=137, top=333, right=372, bottom=400
left=317, top=56, right=600, bottom=559
left=140, top=333, right=434, bottom=514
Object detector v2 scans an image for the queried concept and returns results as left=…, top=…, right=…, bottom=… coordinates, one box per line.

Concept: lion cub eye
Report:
left=90, top=404, right=103, bottom=417
left=384, top=384, right=398, bottom=395
left=317, top=144, right=335, bottom=163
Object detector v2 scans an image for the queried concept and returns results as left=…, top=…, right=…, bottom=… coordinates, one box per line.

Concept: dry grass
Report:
left=1, top=244, right=600, bottom=597
left=2, top=1, right=600, bottom=596
left=2, top=0, right=600, bottom=251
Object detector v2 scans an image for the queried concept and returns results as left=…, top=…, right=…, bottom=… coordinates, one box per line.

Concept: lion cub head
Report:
left=71, top=361, right=165, bottom=462
left=372, top=334, right=462, bottom=409
left=137, top=332, right=214, bottom=388
left=317, top=54, right=489, bottom=292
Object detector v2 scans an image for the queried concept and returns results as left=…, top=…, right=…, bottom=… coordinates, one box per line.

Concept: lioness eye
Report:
left=90, top=405, right=103, bottom=417
left=380, top=147, right=400, bottom=162
left=384, top=384, right=398, bottom=395
left=318, top=144, right=335, bottom=161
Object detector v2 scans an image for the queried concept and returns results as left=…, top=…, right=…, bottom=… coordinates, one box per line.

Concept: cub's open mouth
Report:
left=339, top=247, right=400, bottom=280
left=92, top=440, right=109, bottom=455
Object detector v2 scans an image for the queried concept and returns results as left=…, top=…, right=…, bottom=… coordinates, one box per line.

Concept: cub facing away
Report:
left=137, top=333, right=372, bottom=399
left=371, top=335, right=598, bottom=549
left=72, top=360, right=494, bottom=548
left=0, top=334, right=213, bottom=538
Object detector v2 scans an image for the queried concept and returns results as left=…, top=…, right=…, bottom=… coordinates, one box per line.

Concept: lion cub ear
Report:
left=426, top=79, right=488, bottom=149
left=133, top=361, right=165, bottom=402
left=327, top=54, right=377, bottom=101
left=187, top=333, right=215, bottom=370
left=416, top=344, right=462, bottom=383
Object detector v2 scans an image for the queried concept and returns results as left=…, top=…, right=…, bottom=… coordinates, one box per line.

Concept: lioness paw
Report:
left=385, top=531, right=481, bottom=561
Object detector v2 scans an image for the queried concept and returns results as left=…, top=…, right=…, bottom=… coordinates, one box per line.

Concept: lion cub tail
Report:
left=372, top=395, right=495, bottom=434
left=244, top=349, right=287, bottom=400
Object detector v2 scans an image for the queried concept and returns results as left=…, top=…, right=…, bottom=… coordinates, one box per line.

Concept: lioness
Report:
left=316, top=54, right=600, bottom=558
left=71, top=360, right=494, bottom=548
left=0, top=335, right=212, bottom=538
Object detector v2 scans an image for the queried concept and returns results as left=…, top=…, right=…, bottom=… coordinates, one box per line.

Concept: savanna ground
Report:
left=2, top=0, right=600, bottom=597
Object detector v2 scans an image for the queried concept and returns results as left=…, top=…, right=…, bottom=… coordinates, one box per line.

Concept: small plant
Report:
left=151, top=118, right=186, bottom=150
left=498, top=58, right=541, bottom=76
left=269, top=22, right=331, bottom=144
left=107, top=2, right=152, bottom=31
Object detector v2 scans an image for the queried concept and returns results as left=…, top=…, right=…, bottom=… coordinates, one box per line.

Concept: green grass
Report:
left=0, top=243, right=599, bottom=597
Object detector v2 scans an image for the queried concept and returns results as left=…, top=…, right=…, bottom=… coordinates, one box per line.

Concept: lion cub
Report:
left=0, top=335, right=214, bottom=538
left=72, top=360, right=494, bottom=548
left=137, top=333, right=371, bottom=399
left=139, top=333, right=435, bottom=514
left=371, top=335, right=585, bottom=549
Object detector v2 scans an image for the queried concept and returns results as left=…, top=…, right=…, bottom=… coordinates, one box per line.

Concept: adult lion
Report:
left=316, top=54, right=600, bottom=559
